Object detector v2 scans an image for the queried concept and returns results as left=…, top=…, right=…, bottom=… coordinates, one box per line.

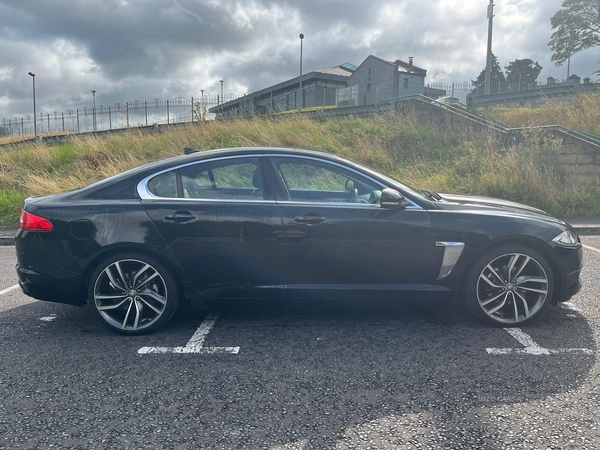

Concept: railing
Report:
left=382, top=95, right=600, bottom=150
left=0, top=94, right=242, bottom=138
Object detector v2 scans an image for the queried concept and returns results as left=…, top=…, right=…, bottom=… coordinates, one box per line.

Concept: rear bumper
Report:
left=17, top=265, right=85, bottom=306
left=16, top=230, right=86, bottom=306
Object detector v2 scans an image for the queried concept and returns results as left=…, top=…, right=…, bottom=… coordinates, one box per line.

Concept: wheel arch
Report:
left=465, top=234, right=562, bottom=304
left=79, top=244, right=188, bottom=307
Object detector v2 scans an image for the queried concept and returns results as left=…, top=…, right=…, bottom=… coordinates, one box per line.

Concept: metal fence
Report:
left=0, top=94, right=242, bottom=137
left=428, top=82, right=475, bottom=96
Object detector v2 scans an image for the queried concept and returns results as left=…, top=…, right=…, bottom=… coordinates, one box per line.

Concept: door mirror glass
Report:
left=344, top=179, right=355, bottom=192
left=381, top=188, right=405, bottom=208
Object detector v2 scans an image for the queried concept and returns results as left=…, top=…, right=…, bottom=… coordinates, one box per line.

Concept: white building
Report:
left=337, top=55, right=427, bottom=106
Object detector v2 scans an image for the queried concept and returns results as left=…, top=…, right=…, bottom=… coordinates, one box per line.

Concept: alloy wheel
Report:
left=93, top=259, right=168, bottom=331
left=476, top=252, right=549, bottom=324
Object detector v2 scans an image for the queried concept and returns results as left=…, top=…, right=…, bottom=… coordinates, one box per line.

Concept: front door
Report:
left=268, top=155, right=437, bottom=298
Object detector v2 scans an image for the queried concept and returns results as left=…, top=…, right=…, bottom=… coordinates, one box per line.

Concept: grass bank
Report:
left=487, top=92, right=600, bottom=135
left=0, top=112, right=599, bottom=226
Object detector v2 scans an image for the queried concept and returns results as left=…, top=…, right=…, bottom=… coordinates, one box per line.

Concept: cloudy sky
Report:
left=0, top=0, right=598, bottom=119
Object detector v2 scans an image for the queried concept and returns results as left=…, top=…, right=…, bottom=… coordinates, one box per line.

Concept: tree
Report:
left=474, top=53, right=506, bottom=87
left=0, top=127, right=9, bottom=137
left=505, top=59, right=543, bottom=89
left=548, top=0, right=600, bottom=73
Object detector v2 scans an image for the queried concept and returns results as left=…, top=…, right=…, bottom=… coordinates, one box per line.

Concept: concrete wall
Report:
left=554, top=132, right=600, bottom=185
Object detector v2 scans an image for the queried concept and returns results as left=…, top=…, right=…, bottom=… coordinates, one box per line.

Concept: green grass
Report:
left=0, top=110, right=598, bottom=227
left=487, top=92, right=600, bottom=135
left=0, top=189, right=25, bottom=226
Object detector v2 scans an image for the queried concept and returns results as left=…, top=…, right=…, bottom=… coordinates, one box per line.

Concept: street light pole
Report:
left=28, top=72, right=37, bottom=139
left=219, top=80, right=224, bottom=118
left=484, top=0, right=494, bottom=96
left=91, top=90, right=97, bottom=131
left=299, top=33, right=304, bottom=112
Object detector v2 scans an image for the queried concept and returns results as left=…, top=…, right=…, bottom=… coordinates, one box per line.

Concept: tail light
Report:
left=20, top=211, right=54, bottom=232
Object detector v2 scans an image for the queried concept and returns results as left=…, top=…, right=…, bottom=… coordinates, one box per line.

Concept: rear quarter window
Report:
left=147, top=171, right=178, bottom=198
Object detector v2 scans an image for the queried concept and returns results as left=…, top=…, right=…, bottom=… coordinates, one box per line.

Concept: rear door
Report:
left=141, top=155, right=285, bottom=298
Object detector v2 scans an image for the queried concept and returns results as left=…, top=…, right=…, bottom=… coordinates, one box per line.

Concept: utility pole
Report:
left=484, top=0, right=494, bottom=96
left=299, top=33, right=304, bottom=112
left=220, top=80, right=224, bottom=118
left=91, top=90, right=97, bottom=131
left=28, top=72, right=37, bottom=139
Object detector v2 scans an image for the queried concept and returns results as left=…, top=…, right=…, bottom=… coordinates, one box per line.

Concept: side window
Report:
left=148, top=171, right=178, bottom=198
left=280, top=162, right=347, bottom=191
left=180, top=158, right=264, bottom=200
left=272, top=157, right=381, bottom=204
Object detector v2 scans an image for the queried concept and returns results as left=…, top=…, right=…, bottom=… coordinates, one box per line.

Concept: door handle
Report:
left=164, top=211, right=197, bottom=223
left=294, top=215, right=326, bottom=225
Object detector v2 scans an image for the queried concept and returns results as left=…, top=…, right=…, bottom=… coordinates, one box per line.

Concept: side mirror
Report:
left=380, top=188, right=406, bottom=209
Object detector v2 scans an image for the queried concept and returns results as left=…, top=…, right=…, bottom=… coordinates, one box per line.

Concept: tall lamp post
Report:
left=91, top=90, right=97, bottom=131
left=299, top=33, right=304, bottom=112
left=219, top=80, right=224, bottom=118
left=28, top=72, right=37, bottom=139
left=483, top=0, right=494, bottom=96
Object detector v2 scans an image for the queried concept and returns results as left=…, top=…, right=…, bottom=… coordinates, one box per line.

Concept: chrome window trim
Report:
left=137, top=154, right=264, bottom=200
left=139, top=197, right=278, bottom=205
left=137, top=152, right=423, bottom=210
left=268, top=154, right=422, bottom=210
left=275, top=201, right=381, bottom=209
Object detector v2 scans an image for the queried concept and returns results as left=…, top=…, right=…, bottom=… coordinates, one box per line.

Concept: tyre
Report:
left=88, top=253, right=179, bottom=335
left=463, top=244, right=554, bottom=326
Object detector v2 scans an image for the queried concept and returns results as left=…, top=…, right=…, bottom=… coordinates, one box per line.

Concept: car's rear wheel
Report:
left=89, top=254, right=179, bottom=334
left=463, top=244, right=554, bottom=326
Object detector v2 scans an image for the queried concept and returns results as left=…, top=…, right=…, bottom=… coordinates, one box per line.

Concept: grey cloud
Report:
left=1, top=0, right=598, bottom=120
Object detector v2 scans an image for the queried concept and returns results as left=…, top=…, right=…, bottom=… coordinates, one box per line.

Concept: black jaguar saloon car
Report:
left=16, top=147, right=583, bottom=334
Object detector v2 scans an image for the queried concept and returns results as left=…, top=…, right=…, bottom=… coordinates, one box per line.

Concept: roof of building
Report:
left=209, top=64, right=355, bottom=113
left=316, top=65, right=356, bottom=76
left=353, top=55, right=427, bottom=77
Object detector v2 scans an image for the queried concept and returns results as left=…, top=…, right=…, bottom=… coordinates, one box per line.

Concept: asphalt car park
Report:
left=1, top=238, right=599, bottom=449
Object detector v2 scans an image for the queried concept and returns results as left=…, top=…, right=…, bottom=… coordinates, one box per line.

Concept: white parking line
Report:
left=583, top=244, right=600, bottom=254
left=39, top=314, right=57, bottom=322
left=503, top=328, right=549, bottom=354
left=561, top=303, right=582, bottom=313
left=486, top=327, right=593, bottom=355
left=138, top=314, right=240, bottom=355
left=0, top=284, right=19, bottom=296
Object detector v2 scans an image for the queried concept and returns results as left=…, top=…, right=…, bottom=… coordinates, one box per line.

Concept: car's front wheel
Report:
left=463, top=244, right=554, bottom=326
left=88, top=254, right=179, bottom=334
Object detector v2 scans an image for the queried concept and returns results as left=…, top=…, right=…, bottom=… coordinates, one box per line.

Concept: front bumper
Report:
left=552, top=244, right=583, bottom=303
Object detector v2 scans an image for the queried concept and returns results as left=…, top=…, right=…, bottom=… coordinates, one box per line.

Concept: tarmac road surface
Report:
left=1, top=238, right=599, bottom=449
